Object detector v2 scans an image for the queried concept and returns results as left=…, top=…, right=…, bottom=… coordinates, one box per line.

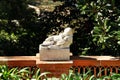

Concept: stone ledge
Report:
left=0, top=56, right=36, bottom=61
left=0, top=56, right=36, bottom=66
left=36, top=60, right=73, bottom=64
left=71, top=56, right=120, bottom=60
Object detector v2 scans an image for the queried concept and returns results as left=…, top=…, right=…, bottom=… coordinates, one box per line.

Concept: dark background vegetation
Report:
left=0, top=0, right=120, bottom=56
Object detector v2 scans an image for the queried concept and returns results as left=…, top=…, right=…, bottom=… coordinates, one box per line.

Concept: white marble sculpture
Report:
left=39, top=27, right=73, bottom=50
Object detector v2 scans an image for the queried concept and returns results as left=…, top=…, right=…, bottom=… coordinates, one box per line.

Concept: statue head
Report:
left=62, top=27, right=73, bottom=36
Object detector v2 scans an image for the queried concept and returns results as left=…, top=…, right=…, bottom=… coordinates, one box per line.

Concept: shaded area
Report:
left=70, top=56, right=97, bottom=60
left=0, top=0, right=120, bottom=56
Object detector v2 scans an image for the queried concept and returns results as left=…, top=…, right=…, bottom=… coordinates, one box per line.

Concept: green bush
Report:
left=60, top=70, right=120, bottom=80
left=0, top=65, right=51, bottom=80
left=76, top=0, right=120, bottom=56
left=0, top=65, right=30, bottom=80
left=1, top=65, right=120, bottom=80
left=0, top=0, right=46, bottom=56
left=1, top=0, right=120, bottom=56
left=60, top=70, right=94, bottom=80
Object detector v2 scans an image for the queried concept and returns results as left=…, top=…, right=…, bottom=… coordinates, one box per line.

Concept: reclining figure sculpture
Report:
left=39, top=27, right=73, bottom=50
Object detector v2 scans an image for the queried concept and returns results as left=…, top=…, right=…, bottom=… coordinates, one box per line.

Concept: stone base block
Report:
left=39, top=49, right=70, bottom=61
left=36, top=60, right=73, bottom=77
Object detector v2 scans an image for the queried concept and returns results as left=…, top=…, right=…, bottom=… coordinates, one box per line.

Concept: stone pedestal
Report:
left=39, top=49, right=71, bottom=61
left=36, top=60, right=73, bottom=77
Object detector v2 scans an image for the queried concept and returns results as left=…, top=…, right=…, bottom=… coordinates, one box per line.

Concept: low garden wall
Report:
left=0, top=55, right=120, bottom=77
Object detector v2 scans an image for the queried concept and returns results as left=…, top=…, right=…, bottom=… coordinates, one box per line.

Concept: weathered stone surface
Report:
left=39, top=27, right=73, bottom=50
left=39, top=49, right=70, bottom=60
left=39, top=27, right=73, bottom=61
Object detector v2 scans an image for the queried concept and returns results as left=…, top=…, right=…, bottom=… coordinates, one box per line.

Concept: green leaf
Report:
left=89, top=75, right=95, bottom=80
left=18, top=67, right=30, bottom=73
left=38, top=72, right=51, bottom=79
left=81, top=5, right=87, bottom=10
left=93, top=27, right=102, bottom=34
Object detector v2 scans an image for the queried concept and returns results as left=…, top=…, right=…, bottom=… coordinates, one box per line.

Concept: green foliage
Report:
left=1, top=65, right=120, bottom=80
left=32, top=68, right=51, bottom=80
left=0, top=65, right=30, bottom=80
left=0, top=65, right=51, bottom=80
left=0, top=0, right=46, bottom=55
left=96, top=73, right=120, bottom=80
left=0, top=0, right=120, bottom=56
left=76, top=0, right=120, bottom=56
left=59, top=69, right=120, bottom=80
left=60, top=70, right=94, bottom=80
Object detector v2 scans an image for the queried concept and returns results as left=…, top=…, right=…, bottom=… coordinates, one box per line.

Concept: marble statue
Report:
left=39, top=27, right=73, bottom=50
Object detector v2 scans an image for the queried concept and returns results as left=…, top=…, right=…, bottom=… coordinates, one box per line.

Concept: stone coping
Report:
left=70, top=56, right=120, bottom=60
left=0, top=56, right=37, bottom=66
left=0, top=55, right=119, bottom=67
left=36, top=60, right=73, bottom=64
left=0, top=56, right=119, bottom=62
left=0, top=56, right=37, bottom=61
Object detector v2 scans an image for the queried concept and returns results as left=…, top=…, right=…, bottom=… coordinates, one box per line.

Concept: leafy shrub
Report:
left=0, top=65, right=30, bottom=80
left=32, top=68, right=51, bottom=80
left=60, top=70, right=94, bottom=80
left=1, top=0, right=120, bottom=56
left=1, top=65, right=120, bottom=80
left=76, top=0, right=120, bottom=56
left=96, top=73, right=120, bottom=80
left=0, top=65, right=50, bottom=80
left=60, top=69, right=120, bottom=80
